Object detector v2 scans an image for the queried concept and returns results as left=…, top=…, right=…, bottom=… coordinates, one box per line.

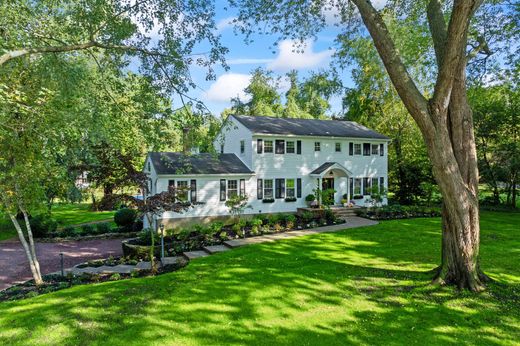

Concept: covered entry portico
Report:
left=309, top=162, right=352, bottom=205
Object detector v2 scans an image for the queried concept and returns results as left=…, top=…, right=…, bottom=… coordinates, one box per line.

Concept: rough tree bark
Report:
left=352, top=0, right=488, bottom=290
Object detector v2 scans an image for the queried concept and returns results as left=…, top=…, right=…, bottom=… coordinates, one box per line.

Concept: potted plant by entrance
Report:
left=341, top=198, right=348, bottom=207
left=305, top=194, right=316, bottom=207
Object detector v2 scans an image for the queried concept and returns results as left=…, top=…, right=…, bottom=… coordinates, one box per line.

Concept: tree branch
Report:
left=431, top=0, right=483, bottom=114
left=351, top=0, right=432, bottom=134
left=427, top=0, right=448, bottom=67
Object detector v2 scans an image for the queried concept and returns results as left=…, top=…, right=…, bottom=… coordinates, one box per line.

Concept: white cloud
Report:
left=227, top=58, right=274, bottom=65
left=267, top=39, right=334, bottom=71
left=216, top=16, right=237, bottom=32
left=204, top=73, right=251, bottom=103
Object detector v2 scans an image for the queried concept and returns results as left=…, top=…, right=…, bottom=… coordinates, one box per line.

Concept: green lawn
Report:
left=0, top=211, right=519, bottom=345
left=0, top=203, right=115, bottom=241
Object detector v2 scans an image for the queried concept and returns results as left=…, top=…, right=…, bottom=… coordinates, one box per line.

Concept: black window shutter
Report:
left=220, top=179, right=226, bottom=201
left=380, top=143, right=384, bottom=156
left=363, top=143, right=370, bottom=156
left=349, top=178, right=354, bottom=199
left=240, top=179, right=245, bottom=196
left=190, top=180, right=197, bottom=202
left=257, top=139, right=263, bottom=154
left=296, top=140, right=302, bottom=154
left=257, top=179, right=263, bottom=199
left=349, top=143, right=353, bottom=155
left=296, top=178, right=302, bottom=198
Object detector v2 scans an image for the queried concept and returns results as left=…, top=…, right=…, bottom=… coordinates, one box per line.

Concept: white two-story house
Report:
left=144, top=115, right=390, bottom=228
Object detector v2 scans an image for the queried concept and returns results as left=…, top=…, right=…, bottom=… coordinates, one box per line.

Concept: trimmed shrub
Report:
left=301, top=211, right=314, bottom=224
left=95, top=222, right=112, bottom=234
left=285, top=214, right=297, bottom=229
left=324, top=209, right=336, bottom=223
left=80, top=224, right=95, bottom=236
left=132, top=219, right=144, bottom=232
left=60, top=226, right=76, bottom=237
left=114, top=208, right=136, bottom=229
left=305, top=194, right=315, bottom=202
left=30, top=215, right=58, bottom=238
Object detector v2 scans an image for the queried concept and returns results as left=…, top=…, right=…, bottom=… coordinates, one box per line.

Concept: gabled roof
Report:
left=309, top=162, right=352, bottom=177
left=148, top=152, right=254, bottom=175
left=232, top=115, right=389, bottom=140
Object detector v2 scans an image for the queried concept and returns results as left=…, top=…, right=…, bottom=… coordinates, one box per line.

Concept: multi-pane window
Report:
left=275, top=140, right=285, bottom=154
left=286, top=179, right=295, bottom=198
left=354, top=178, right=362, bottom=195
left=335, top=142, right=341, bottom=152
left=371, top=144, right=379, bottom=155
left=264, top=140, right=273, bottom=153
left=177, top=180, right=189, bottom=201
left=240, top=140, right=245, bottom=154
left=372, top=178, right=379, bottom=193
left=227, top=180, right=238, bottom=199
left=362, top=177, right=370, bottom=195
left=314, top=142, right=321, bottom=151
left=264, top=179, right=274, bottom=199
left=286, top=141, right=295, bottom=153
left=363, top=143, right=371, bottom=156
left=354, top=143, right=361, bottom=155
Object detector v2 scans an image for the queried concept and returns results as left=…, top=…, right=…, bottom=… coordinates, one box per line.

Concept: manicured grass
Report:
left=0, top=211, right=519, bottom=345
left=51, top=203, right=115, bottom=227
left=0, top=203, right=115, bottom=241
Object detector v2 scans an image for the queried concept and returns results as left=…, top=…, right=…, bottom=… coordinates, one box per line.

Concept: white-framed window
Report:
left=227, top=180, right=238, bottom=199
left=240, top=140, right=245, bottom=154
left=286, top=179, right=295, bottom=198
left=354, top=178, right=362, bottom=195
left=371, top=144, right=379, bottom=155
left=264, top=179, right=274, bottom=199
left=354, top=143, right=362, bottom=155
left=177, top=180, right=189, bottom=201
left=264, top=140, right=273, bottom=153
left=314, top=142, right=321, bottom=151
left=286, top=141, right=295, bottom=153
left=335, top=142, right=341, bottom=152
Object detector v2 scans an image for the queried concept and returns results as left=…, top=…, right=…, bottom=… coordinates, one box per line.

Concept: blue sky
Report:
left=182, top=4, right=354, bottom=117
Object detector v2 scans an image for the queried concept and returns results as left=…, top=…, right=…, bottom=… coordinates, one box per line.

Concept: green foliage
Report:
left=305, top=194, right=316, bottom=202
left=114, top=208, right=136, bottom=228
left=60, top=226, right=76, bottom=238
left=356, top=205, right=441, bottom=220
left=225, top=195, right=251, bottom=217
left=80, top=224, right=95, bottom=236
left=95, top=222, right=112, bottom=235
left=321, top=189, right=336, bottom=206
left=29, top=215, right=58, bottom=238
left=301, top=211, right=314, bottom=224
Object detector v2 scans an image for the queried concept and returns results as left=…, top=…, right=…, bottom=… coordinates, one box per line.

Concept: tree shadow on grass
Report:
left=0, top=219, right=519, bottom=345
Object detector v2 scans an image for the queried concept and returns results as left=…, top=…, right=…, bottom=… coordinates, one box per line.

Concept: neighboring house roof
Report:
left=148, top=152, right=254, bottom=175
left=232, top=115, right=390, bottom=140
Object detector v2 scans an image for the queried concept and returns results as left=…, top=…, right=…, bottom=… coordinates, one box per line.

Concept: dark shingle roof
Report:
left=149, top=152, right=254, bottom=175
left=309, top=162, right=337, bottom=175
left=232, top=115, right=389, bottom=140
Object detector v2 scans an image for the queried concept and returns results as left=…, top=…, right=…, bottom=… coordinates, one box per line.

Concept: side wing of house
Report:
left=213, top=115, right=254, bottom=169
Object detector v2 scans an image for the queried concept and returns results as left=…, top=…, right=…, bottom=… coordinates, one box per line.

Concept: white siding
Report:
left=213, top=116, right=253, bottom=169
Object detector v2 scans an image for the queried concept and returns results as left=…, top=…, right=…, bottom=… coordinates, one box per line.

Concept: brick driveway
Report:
left=0, top=238, right=123, bottom=290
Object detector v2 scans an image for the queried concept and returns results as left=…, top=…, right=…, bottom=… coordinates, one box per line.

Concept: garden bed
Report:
left=38, top=231, right=139, bottom=242
left=124, top=211, right=345, bottom=259
left=0, top=257, right=188, bottom=302
left=355, top=205, right=441, bottom=220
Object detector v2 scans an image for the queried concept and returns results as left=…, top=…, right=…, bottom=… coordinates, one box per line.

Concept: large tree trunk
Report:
left=352, top=0, right=487, bottom=291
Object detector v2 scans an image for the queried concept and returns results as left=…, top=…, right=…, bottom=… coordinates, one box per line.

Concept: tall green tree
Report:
left=231, top=0, right=518, bottom=290
left=470, top=79, right=519, bottom=207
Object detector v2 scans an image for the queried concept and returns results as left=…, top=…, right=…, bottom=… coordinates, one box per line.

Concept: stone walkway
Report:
left=183, top=216, right=378, bottom=257
left=64, top=256, right=185, bottom=276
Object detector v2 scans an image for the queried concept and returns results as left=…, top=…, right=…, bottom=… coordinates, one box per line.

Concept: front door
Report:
left=322, top=178, right=335, bottom=205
